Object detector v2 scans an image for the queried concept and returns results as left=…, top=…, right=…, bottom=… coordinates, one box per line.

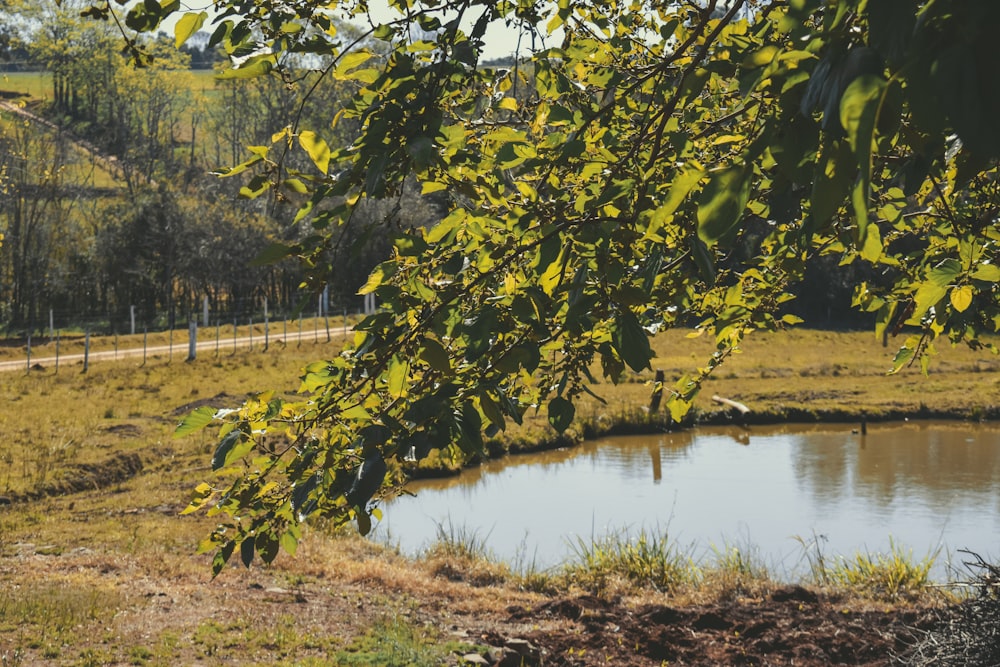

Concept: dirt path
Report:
left=0, top=325, right=353, bottom=373
left=0, top=98, right=145, bottom=186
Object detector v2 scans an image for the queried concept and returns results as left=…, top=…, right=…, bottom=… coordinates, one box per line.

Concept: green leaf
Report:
left=358, top=261, right=396, bottom=295
left=174, top=11, right=206, bottom=48
left=216, top=56, right=274, bottom=80
left=280, top=531, right=298, bottom=557
left=972, top=264, right=1000, bottom=282
left=840, top=75, right=886, bottom=239
left=251, top=242, right=295, bottom=267
left=858, top=204, right=882, bottom=262
left=697, top=166, right=751, bottom=246
left=928, top=259, right=962, bottom=287
left=386, top=356, right=408, bottom=398
left=612, top=310, right=652, bottom=372
left=212, top=430, right=254, bottom=470
left=175, top=406, right=216, bottom=437
left=539, top=253, right=564, bottom=296
left=419, top=338, right=451, bottom=374
left=547, top=396, right=575, bottom=432
left=240, top=536, right=255, bottom=568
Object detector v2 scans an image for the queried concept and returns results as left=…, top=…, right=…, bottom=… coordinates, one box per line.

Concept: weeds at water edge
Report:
left=794, top=533, right=937, bottom=601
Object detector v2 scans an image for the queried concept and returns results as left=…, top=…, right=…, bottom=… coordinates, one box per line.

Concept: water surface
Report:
left=378, top=422, right=1000, bottom=577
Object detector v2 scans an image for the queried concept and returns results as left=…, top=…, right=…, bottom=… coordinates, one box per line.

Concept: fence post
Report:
left=130, top=305, right=136, bottom=336
left=49, top=309, right=54, bottom=342
left=203, top=296, right=210, bottom=328
left=83, top=331, right=90, bottom=373
left=188, top=319, right=197, bottom=361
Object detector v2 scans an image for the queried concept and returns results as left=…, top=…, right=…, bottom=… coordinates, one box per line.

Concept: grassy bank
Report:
left=3, top=325, right=998, bottom=492
left=0, top=326, right=990, bottom=664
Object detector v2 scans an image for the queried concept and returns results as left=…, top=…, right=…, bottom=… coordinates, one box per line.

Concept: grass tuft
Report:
left=702, top=541, right=774, bottom=601
left=422, top=520, right=510, bottom=587
left=795, top=534, right=937, bottom=601
left=563, top=528, right=699, bottom=595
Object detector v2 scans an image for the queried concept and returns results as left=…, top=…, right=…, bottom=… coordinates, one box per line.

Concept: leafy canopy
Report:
left=98, top=0, right=1000, bottom=572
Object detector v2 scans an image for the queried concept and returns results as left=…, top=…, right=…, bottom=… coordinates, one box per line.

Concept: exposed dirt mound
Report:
left=103, top=423, right=143, bottom=438
left=2, top=452, right=144, bottom=504
left=170, top=392, right=240, bottom=416
left=494, top=587, right=935, bottom=666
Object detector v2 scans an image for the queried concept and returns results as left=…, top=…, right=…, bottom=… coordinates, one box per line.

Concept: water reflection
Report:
left=380, top=422, right=1000, bottom=576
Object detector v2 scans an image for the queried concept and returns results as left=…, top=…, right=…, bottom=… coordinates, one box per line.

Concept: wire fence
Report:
left=3, top=295, right=376, bottom=374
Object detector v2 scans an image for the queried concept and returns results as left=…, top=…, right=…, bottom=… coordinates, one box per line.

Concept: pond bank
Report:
left=407, top=400, right=1000, bottom=481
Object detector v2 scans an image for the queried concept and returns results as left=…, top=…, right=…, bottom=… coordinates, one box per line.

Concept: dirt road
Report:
left=0, top=326, right=352, bottom=373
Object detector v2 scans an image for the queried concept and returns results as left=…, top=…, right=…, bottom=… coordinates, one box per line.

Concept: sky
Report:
left=169, top=0, right=542, bottom=62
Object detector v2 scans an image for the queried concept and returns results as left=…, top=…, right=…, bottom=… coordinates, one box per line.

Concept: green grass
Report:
left=563, top=528, right=701, bottom=595
left=0, top=325, right=350, bottom=497
left=0, top=71, right=50, bottom=99
left=0, top=581, right=122, bottom=661
left=333, top=616, right=485, bottom=667
left=794, top=533, right=938, bottom=601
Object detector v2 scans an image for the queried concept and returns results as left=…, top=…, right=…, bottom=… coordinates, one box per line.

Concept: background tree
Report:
left=85, top=0, right=1000, bottom=571
left=0, top=115, right=78, bottom=329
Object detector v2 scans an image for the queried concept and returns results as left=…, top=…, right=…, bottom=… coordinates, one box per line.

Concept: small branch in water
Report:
left=712, top=395, right=751, bottom=415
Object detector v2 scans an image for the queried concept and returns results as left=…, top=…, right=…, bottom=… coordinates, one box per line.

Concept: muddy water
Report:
left=378, top=422, right=1000, bottom=577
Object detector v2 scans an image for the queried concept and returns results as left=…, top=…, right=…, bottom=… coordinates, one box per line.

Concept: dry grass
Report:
left=0, top=325, right=991, bottom=664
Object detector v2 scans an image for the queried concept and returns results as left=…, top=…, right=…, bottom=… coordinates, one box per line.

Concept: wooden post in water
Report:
left=648, top=369, right=665, bottom=414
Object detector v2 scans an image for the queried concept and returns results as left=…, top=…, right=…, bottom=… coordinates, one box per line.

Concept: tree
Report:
left=102, top=0, right=1000, bottom=572
left=0, top=114, right=79, bottom=330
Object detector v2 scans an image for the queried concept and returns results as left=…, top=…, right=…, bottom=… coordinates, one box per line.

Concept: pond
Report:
left=376, top=422, right=1000, bottom=579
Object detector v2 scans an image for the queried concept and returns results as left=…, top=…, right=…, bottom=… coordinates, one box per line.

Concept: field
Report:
left=0, top=326, right=996, bottom=665
left=0, top=71, right=51, bottom=100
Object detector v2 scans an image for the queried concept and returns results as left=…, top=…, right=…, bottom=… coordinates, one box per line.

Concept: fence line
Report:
left=10, top=311, right=361, bottom=374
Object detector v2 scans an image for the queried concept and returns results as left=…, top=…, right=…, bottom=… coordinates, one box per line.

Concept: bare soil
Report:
left=501, top=587, right=934, bottom=666
left=0, top=529, right=945, bottom=666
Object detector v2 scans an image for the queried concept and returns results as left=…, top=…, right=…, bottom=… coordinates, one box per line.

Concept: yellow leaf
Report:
left=539, top=247, right=565, bottom=296
left=950, top=285, right=973, bottom=313
left=298, top=131, right=330, bottom=175
left=174, top=12, right=206, bottom=48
